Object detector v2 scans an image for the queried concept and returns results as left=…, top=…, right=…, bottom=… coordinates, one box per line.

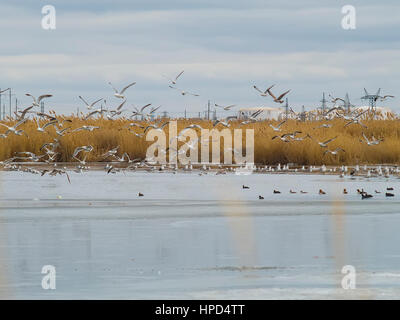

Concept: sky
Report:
left=0, top=0, right=399, bottom=117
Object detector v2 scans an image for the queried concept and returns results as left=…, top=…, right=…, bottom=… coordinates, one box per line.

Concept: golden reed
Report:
left=0, top=116, right=399, bottom=165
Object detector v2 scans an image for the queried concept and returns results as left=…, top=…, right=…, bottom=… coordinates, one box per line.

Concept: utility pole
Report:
left=301, top=105, right=306, bottom=122
left=285, top=98, right=289, bottom=120
left=207, top=100, right=210, bottom=120
left=15, top=98, right=18, bottom=119
left=320, top=92, right=327, bottom=114
left=184, top=109, right=187, bottom=119
left=9, top=89, right=11, bottom=118
left=344, top=93, right=351, bottom=113
left=0, top=88, right=12, bottom=120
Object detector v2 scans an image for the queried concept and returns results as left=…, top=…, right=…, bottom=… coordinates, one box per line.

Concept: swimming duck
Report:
left=362, top=193, right=373, bottom=199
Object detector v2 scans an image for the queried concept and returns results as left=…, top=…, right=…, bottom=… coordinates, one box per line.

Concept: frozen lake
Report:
left=0, top=170, right=400, bottom=299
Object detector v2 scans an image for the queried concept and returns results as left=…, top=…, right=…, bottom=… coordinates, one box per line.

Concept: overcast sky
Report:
left=0, top=0, right=399, bottom=116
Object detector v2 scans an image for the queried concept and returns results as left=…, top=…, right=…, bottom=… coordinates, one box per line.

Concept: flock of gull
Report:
left=251, top=85, right=392, bottom=158
left=267, top=106, right=386, bottom=155
left=0, top=71, right=397, bottom=190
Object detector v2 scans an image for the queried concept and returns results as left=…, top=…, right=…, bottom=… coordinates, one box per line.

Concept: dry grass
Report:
left=1, top=116, right=400, bottom=165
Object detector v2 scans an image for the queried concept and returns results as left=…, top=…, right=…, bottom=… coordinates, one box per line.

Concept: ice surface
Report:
left=0, top=171, right=399, bottom=299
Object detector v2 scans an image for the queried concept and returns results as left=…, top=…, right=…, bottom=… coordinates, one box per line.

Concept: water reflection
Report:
left=0, top=206, right=399, bottom=298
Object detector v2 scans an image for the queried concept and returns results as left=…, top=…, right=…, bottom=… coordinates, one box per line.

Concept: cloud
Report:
left=0, top=1, right=399, bottom=114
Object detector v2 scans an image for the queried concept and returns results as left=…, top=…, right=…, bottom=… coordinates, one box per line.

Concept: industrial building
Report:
left=238, top=106, right=286, bottom=121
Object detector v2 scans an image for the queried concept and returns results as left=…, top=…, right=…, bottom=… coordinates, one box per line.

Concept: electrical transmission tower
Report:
left=361, top=88, right=381, bottom=111
left=344, top=93, right=351, bottom=113
left=284, top=98, right=289, bottom=120
left=301, top=105, right=306, bottom=121
left=320, top=92, right=327, bottom=114
left=0, top=88, right=12, bottom=120
left=0, top=89, right=2, bottom=120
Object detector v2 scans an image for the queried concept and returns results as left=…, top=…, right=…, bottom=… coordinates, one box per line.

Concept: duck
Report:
left=138, top=192, right=144, bottom=197
left=387, top=187, right=394, bottom=191
left=319, top=189, right=326, bottom=195
left=375, top=190, right=381, bottom=194
left=343, top=188, right=348, bottom=194
left=362, top=193, right=373, bottom=199
left=300, top=190, right=308, bottom=194
left=258, top=195, right=264, bottom=200
left=290, top=190, right=296, bottom=194
left=386, top=192, right=395, bottom=197
left=243, top=185, right=249, bottom=189
left=273, top=190, right=281, bottom=194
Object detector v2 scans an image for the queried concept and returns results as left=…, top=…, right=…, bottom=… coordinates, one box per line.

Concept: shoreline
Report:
left=1, top=161, right=399, bottom=173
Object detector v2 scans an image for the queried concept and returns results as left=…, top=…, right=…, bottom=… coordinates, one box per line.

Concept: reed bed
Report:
left=1, top=116, right=400, bottom=165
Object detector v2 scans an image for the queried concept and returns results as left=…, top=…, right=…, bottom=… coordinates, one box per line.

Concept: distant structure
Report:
left=300, top=105, right=307, bottom=121
left=238, top=107, right=285, bottom=121
left=344, top=93, right=352, bottom=113
left=320, top=92, right=328, bottom=113
left=0, top=88, right=12, bottom=120
left=161, top=111, right=169, bottom=118
left=361, top=88, right=381, bottom=111
left=284, top=98, right=289, bottom=120
left=328, top=92, right=352, bottom=113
